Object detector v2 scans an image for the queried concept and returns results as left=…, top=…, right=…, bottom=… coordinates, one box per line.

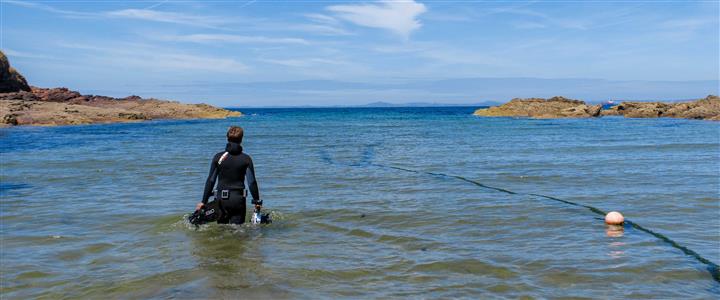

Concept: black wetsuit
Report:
left=202, top=142, right=260, bottom=224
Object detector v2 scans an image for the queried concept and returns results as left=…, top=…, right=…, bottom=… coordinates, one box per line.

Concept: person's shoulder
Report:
left=212, top=151, right=225, bottom=160
left=240, top=152, right=253, bottom=160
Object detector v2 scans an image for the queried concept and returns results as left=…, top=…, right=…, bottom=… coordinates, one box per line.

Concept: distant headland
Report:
left=0, top=51, right=241, bottom=127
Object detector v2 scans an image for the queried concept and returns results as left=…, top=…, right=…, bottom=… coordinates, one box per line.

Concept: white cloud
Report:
left=4, top=0, right=94, bottom=17
left=143, top=53, right=248, bottom=73
left=105, top=9, right=229, bottom=28
left=661, top=18, right=718, bottom=30
left=372, top=42, right=508, bottom=67
left=494, top=7, right=588, bottom=30
left=5, top=1, right=232, bottom=28
left=157, top=34, right=309, bottom=45
left=304, top=13, right=341, bottom=25
left=513, top=21, right=546, bottom=29
left=327, top=0, right=427, bottom=38
left=57, top=42, right=248, bottom=73
left=260, top=58, right=347, bottom=67
left=297, top=13, right=353, bottom=36
left=2, top=48, right=53, bottom=59
left=293, top=24, right=354, bottom=36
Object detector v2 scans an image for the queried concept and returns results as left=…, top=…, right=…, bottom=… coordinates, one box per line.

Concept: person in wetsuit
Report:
left=196, top=126, right=260, bottom=224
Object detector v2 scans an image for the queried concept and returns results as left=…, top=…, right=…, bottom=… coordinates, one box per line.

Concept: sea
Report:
left=1, top=107, right=719, bottom=298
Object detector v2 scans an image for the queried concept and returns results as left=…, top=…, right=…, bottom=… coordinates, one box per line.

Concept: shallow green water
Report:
left=1, top=107, right=719, bottom=298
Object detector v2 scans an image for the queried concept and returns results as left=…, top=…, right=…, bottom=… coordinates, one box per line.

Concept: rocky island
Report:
left=473, top=96, right=602, bottom=118
left=474, top=95, right=720, bottom=120
left=0, top=51, right=241, bottom=127
left=600, top=95, right=720, bottom=120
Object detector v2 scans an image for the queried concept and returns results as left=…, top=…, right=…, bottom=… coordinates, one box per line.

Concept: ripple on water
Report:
left=0, top=109, right=718, bottom=298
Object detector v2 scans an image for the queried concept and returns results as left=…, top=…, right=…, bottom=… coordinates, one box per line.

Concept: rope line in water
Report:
left=371, top=162, right=720, bottom=283
left=317, top=148, right=719, bottom=282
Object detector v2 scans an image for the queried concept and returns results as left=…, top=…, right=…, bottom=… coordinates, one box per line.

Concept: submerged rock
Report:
left=473, top=96, right=602, bottom=118
left=118, top=112, right=147, bottom=120
left=602, top=95, right=720, bottom=120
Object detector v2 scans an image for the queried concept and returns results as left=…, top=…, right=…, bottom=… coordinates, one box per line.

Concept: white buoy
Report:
left=605, top=211, right=625, bottom=225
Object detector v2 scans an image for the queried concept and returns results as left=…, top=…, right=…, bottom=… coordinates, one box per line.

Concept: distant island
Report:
left=357, top=101, right=501, bottom=108
left=0, top=51, right=241, bottom=127
left=229, top=101, right=501, bottom=109
left=473, top=96, right=720, bottom=120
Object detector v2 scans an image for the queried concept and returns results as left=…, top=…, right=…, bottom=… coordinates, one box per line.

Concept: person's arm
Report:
left=201, top=154, right=220, bottom=205
left=246, top=156, right=261, bottom=205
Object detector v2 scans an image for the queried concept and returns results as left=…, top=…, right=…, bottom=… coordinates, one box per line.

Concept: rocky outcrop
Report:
left=1, top=100, right=149, bottom=126
left=0, top=88, right=242, bottom=126
left=473, top=96, right=602, bottom=118
left=0, top=51, right=31, bottom=92
left=602, top=95, right=720, bottom=120
left=0, top=52, right=241, bottom=127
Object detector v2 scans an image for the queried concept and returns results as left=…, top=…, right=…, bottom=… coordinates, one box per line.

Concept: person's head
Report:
left=227, top=126, right=244, bottom=143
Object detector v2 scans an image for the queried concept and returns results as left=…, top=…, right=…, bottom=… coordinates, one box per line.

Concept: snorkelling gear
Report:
left=251, top=207, right=272, bottom=224
left=188, top=200, right=221, bottom=226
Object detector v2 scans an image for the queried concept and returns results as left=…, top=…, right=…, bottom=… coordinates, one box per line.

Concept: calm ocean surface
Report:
left=1, top=107, right=719, bottom=299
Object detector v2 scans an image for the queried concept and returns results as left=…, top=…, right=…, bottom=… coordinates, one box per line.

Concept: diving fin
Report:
left=188, top=200, right=221, bottom=225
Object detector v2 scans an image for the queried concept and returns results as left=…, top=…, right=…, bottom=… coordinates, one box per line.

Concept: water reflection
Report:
left=187, top=224, right=293, bottom=298
left=188, top=226, right=260, bottom=288
left=606, top=225, right=625, bottom=259
left=605, top=225, right=624, bottom=238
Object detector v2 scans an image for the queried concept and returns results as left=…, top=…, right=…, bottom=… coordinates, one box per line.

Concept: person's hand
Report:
left=252, top=199, right=262, bottom=210
left=196, top=202, right=204, bottom=211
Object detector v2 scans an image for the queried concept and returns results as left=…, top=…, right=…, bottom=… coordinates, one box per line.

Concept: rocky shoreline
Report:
left=474, top=95, right=720, bottom=120
left=0, top=51, right=240, bottom=127
left=0, top=87, right=242, bottom=127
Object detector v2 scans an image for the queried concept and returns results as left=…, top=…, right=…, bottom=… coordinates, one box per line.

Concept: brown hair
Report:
left=227, top=126, right=244, bottom=143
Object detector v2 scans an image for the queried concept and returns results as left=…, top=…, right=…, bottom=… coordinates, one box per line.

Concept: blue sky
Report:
left=2, top=0, right=718, bottom=106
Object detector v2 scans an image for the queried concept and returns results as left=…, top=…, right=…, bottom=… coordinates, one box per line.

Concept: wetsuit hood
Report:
left=225, top=142, right=243, bottom=155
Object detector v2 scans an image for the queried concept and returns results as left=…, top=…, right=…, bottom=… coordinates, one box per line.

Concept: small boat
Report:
left=602, top=100, right=617, bottom=109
